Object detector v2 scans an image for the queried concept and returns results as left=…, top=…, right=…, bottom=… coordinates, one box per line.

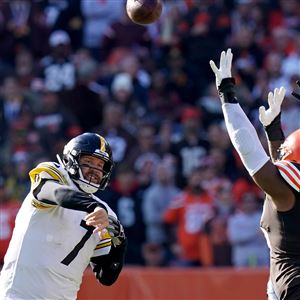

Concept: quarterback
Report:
left=0, top=133, right=127, bottom=300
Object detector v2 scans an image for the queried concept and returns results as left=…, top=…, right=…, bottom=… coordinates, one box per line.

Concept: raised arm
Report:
left=259, top=80, right=300, bottom=163
left=29, top=163, right=110, bottom=233
left=209, top=49, right=294, bottom=211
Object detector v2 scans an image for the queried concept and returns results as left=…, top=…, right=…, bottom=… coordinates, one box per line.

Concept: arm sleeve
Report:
left=222, top=103, right=270, bottom=176
left=33, top=179, right=107, bottom=213
left=218, top=78, right=270, bottom=176
left=90, top=238, right=127, bottom=286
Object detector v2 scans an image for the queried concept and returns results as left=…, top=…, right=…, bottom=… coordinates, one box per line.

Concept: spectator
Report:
left=264, top=51, right=290, bottom=93
left=99, top=163, right=146, bottom=265
left=39, top=30, right=76, bottom=92
left=170, top=106, right=209, bottom=188
left=0, top=0, right=50, bottom=63
left=33, top=89, right=81, bottom=159
left=282, top=32, right=300, bottom=79
left=163, top=167, right=213, bottom=267
left=101, top=10, right=152, bottom=61
left=142, top=242, right=168, bottom=267
left=110, top=72, right=146, bottom=129
left=14, top=48, right=36, bottom=90
left=142, top=161, right=180, bottom=244
left=148, top=70, right=182, bottom=122
left=198, top=83, right=224, bottom=128
left=118, top=54, right=151, bottom=112
left=94, top=102, right=136, bottom=164
left=61, top=57, right=104, bottom=132
left=0, top=177, right=21, bottom=266
left=0, top=75, right=32, bottom=126
left=80, top=0, right=123, bottom=60
left=227, top=191, right=269, bottom=267
left=201, top=182, right=235, bottom=267
left=126, top=123, right=161, bottom=189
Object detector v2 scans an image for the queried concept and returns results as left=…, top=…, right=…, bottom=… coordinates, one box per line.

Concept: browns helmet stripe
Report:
left=275, top=161, right=300, bottom=191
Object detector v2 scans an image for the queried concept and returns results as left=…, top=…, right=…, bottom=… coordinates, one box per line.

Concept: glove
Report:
left=107, top=216, right=125, bottom=247
left=258, top=87, right=286, bottom=127
left=209, top=48, right=233, bottom=88
left=291, top=80, right=300, bottom=101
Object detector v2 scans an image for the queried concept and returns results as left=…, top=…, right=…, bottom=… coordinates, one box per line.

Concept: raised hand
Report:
left=259, top=87, right=286, bottom=127
left=209, top=48, right=233, bottom=87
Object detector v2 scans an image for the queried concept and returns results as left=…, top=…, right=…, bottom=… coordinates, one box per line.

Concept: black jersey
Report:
left=260, top=160, right=300, bottom=300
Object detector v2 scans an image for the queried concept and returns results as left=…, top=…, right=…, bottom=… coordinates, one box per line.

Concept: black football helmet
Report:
left=58, top=133, right=114, bottom=193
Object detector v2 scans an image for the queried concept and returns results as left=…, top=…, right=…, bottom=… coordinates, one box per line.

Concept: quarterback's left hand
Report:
left=107, top=216, right=125, bottom=247
left=259, top=87, right=286, bottom=127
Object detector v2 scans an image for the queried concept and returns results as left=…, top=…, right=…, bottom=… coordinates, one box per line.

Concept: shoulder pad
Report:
left=29, top=162, right=68, bottom=185
left=274, top=160, right=300, bottom=192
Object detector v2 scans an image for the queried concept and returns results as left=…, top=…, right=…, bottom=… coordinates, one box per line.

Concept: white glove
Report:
left=258, top=87, right=286, bottom=127
left=209, top=48, right=233, bottom=87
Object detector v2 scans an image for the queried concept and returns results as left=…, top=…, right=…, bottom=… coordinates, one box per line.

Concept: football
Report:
left=126, top=0, right=163, bottom=25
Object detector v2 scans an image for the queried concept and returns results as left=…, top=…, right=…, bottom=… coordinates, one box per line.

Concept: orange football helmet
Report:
left=278, top=129, right=300, bottom=163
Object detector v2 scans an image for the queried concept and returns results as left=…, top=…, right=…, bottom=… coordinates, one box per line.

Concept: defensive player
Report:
left=0, top=133, right=127, bottom=300
left=210, top=49, right=300, bottom=300
left=260, top=80, right=300, bottom=300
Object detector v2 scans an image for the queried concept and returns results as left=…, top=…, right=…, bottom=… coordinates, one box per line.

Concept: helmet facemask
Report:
left=76, top=153, right=112, bottom=194
left=76, top=158, right=102, bottom=194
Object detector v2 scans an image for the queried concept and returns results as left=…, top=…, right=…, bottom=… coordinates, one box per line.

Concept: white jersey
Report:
left=0, top=161, right=116, bottom=300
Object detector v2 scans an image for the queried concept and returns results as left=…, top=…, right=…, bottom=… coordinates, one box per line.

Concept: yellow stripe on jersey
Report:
left=39, top=163, right=68, bottom=184
left=94, top=241, right=112, bottom=250
left=42, top=164, right=68, bottom=184
left=31, top=198, right=56, bottom=209
left=29, top=166, right=66, bottom=185
left=29, top=164, right=67, bottom=209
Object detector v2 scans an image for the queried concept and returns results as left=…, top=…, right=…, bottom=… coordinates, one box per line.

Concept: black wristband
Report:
left=264, top=113, right=285, bottom=141
left=218, top=77, right=238, bottom=104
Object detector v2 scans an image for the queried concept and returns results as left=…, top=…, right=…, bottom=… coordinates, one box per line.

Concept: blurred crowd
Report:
left=1, top=0, right=300, bottom=268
